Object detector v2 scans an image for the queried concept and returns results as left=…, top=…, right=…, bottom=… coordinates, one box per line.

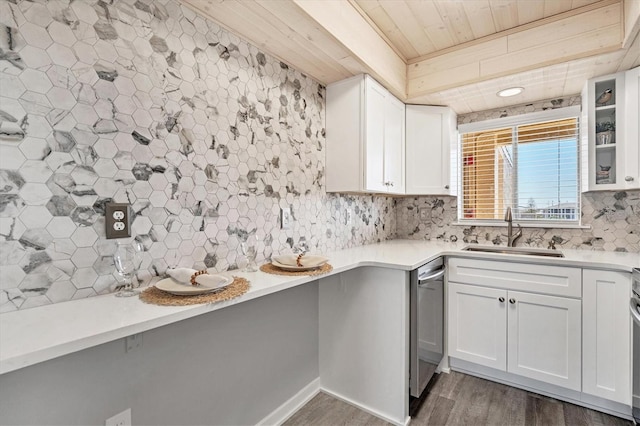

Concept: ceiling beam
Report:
left=291, top=0, right=406, bottom=99
left=407, top=0, right=624, bottom=99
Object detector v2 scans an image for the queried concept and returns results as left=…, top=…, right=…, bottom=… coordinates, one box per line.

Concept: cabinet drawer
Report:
left=448, top=258, right=581, bottom=298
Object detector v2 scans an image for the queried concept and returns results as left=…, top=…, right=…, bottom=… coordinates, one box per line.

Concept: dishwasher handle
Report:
left=418, top=268, right=445, bottom=286
left=631, top=295, right=640, bottom=326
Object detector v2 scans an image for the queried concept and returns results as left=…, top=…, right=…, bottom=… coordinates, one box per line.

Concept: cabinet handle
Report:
left=445, top=185, right=450, bottom=189
left=509, top=298, right=516, bottom=304
left=625, top=176, right=634, bottom=182
left=498, top=297, right=505, bottom=303
left=389, top=182, right=394, bottom=187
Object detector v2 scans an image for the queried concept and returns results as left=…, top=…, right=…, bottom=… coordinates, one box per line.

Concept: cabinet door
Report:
left=326, top=75, right=365, bottom=193
left=583, top=72, right=626, bottom=191
left=448, top=282, right=507, bottom=370
left=582, top=269, right=631, bottom=404
left=384, top=95, right=405, bottom=193
left=507, top=291, right=581, bottom=391
left=405, top=105, right=454, bottom=195
left=364, top=78, right=387, bottom=193
left=624, top=67, right=640, bottom=189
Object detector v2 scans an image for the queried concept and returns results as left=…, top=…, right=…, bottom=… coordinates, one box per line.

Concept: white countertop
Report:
left=1, top=240, right=638, bottom=375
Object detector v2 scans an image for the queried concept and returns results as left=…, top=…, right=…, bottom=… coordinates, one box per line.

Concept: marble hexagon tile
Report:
left=0, top=0, right=395, bottom=311
left=395, top=191, right=639, bottom=252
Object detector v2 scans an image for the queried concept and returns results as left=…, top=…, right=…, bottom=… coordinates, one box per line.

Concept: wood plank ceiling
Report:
left=353, top=0, right=603, bottom=60
left=182, top=0, right=640, bottom=114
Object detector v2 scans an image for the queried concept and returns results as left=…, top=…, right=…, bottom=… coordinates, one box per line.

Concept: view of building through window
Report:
left=515, top=138, right=578, bottom=220
left=459, top=114, right=579, bottom=224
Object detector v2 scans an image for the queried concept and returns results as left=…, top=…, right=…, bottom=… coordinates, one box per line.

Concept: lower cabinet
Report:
left=582, top=269, right=631, bottom=405
left=448, top=260, right=633, bottom=417
left=507, top=290, right=581, bottom=391
left=448, top=283, right=507, bottom=370
left=448, top=282, right=582, bottom=391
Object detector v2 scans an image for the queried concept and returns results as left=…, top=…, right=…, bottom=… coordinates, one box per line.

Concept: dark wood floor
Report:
left=284, top=371, right=633, bottom=425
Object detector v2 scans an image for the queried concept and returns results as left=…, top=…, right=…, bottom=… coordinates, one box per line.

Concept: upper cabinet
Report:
left=582, top=68, right=640, bottom=191
left=326, top=75, right=405, bottom=194
left=624, top=66, right=640, bottom=189
left=326, top=75, right=457, bottom=196
left=405, top=105, right=457, bottom=196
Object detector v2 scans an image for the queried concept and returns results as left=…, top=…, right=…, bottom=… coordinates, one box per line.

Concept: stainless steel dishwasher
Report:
left=410, top=257, right=445, bottom=414
left=631, top=268, right=640, bottom=424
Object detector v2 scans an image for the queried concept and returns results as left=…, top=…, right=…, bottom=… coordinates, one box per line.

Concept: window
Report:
left=457, top=107, right=580, bottom=225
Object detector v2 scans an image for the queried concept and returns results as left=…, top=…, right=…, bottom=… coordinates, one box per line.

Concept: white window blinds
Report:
left=458, top=109, right=580, bottom=224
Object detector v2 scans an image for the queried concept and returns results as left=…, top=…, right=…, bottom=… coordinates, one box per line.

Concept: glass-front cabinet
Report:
left=582, top=68, right=640, bottom=191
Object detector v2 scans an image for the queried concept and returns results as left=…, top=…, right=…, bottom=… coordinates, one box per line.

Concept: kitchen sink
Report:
left=461, top=245, right=565, bottom=258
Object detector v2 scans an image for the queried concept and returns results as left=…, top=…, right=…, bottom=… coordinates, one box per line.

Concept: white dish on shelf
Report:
left=155, top=275, right=233, bottom=295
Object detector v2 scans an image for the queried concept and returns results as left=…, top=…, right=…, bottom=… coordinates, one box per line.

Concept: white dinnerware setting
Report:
left=156, top=269, right=235, bottom=296
left=270, top=254, right=329, bottom=272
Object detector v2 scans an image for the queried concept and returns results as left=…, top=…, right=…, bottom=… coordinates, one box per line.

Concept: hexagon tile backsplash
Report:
left=396, top=192, right=640, bottom=252
left=0, top=0, right=396, bottom=311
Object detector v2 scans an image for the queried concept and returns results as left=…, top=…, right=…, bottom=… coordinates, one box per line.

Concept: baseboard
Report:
left=257, top=378, right=320, bottom=426
left=320, top=387, right=409, bottom=426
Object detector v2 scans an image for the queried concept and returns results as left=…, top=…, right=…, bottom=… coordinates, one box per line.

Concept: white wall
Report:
left=0, top=282, right=319, bottom=425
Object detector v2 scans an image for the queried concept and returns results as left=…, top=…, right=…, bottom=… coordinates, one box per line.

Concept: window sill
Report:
left=452, top=221, right=591, bottom=230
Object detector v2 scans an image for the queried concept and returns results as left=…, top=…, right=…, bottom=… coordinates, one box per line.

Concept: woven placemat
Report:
left=139, top=277, right=250, bottom=306
left=260, top=262, right=333, bottom=276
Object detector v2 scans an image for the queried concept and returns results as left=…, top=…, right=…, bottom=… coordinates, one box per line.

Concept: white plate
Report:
left=272, top=255, right=329, bottom=269
left=271, top=258, right=328, bottom=272
left=155, top=275, right=233, bottom=295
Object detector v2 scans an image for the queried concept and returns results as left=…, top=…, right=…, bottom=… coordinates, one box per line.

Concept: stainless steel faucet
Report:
left=504, top=207, right=522, bottom=247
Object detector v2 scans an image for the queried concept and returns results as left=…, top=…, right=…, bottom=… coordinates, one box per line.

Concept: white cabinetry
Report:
left=383, top=93, right=405, bottom=192
left=507, top=290, right=581, bottom=390
left=405, top=105, right=457, bottom=195
left=448, top=282, right=507, bottom=370
left=623, top=66, right=640, bottom=188
left=582, top=269, right=631, bottom=405
left=447, top=259, right=582, bottom=392
left=326, top=74, right=405, bottom=194
left=582, top=68, right=640, bottom=191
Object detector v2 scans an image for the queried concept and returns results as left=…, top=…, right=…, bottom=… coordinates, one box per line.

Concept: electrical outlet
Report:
left=106, top=203, right=131, bottom=239
left=346, top=209, right=352, bottom=225
left=105, top=408, right=131, bottom=426
left=126, top=333, right=142, bottom=353
left=281, top=207, right=292, bottom=230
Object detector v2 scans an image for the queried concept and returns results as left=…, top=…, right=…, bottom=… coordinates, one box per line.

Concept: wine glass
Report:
left=113, top=240, right=144, bottom=297
left=240, top=234, right=258, bottom=272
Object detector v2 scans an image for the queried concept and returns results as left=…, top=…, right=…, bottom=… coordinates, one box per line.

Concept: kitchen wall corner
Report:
left=397, top=96, right=639, bottom=253
left=0, top=0, right=395, bottom=311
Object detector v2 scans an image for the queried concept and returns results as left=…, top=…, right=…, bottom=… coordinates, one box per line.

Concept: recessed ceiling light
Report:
left=497, top=87, right=524, bottom=97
